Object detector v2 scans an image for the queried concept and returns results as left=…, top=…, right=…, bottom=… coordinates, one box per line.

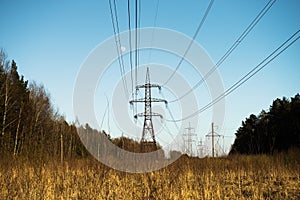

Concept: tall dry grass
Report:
left=0, top=150, right=299, bottom=199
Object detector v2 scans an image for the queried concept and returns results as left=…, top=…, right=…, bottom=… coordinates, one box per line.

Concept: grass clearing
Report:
left=0, top=151, right=299, bottom=199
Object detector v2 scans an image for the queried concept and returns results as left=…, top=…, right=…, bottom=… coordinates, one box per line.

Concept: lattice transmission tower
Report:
left=183, top=122, right=196, bottom=156
left=197, top=138, right=206, bottom=158
left=206, top=122, right=222, bottom=158
left=129, top=67, right=167, bottom=152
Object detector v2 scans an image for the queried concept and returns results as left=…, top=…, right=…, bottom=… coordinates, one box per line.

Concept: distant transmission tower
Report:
left=129, top=67, right=167, bottom=152
left=183, top=122, right=196, bottom=156
left=197, top=138, right=206, bottom=158
left=206, top=122, right=222, bottom=158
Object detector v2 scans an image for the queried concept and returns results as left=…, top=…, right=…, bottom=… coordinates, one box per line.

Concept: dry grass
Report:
left=0, top=151, right=299, bottom=199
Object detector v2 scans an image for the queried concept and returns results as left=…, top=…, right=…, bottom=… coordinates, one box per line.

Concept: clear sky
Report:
left=0, top=0, right=299, bottom=155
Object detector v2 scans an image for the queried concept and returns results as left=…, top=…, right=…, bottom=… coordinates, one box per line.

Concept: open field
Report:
left=0, top=150, right=299, bottom=200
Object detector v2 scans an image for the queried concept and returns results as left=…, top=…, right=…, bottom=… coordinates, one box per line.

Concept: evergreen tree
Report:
left=230, top=94, right=300, bottom=154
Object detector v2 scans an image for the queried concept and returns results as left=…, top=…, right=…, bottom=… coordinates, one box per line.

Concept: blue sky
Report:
left=1, top=0, right=299, bottom=154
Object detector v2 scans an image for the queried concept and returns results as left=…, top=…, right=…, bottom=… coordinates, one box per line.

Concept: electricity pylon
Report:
left=197, top=138, right=206, bottom=158
left=183, top=122, right=196, bottom=156
left=129, top=67, right=167, bottom=152
left=206, top=122, right=222, bottom=158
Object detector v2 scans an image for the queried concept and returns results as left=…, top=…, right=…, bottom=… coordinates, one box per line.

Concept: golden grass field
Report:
left=1, top=150, right=299, bottom=200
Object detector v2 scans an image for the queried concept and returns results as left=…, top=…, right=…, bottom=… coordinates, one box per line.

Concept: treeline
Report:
left=0, top=50, right=89, bottom=161
left=230, top=94, right=300, bottom=155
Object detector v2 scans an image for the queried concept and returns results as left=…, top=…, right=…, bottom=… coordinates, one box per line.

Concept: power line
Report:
left=166, top=106, right=180, bottom=131
left=134, top=0, right=139, bottom=118
left=168, top=0, right=277, bottom=103
left=100, top=100, right=108, bottom=131
left=112, top=0, right=127, bottom=80
left=158, top=120, right=175, bottom=141
left=127, top=0, right=134, bottom=98
left=147, top=0, right=160, bottom=62
left=127, top=0, right=137, bottom=122
left=108, top=0, right=129, bottom=98
left=159, top=90, right=183, bottom=149
left=135, top=0, right=139, bottom=87
left=166, top=29, right=300, bottom=122
left=155, top=119, right=179, bottom=148
left=137, top=0, right=141, bottom=83
left=113, top=0, right=129, bottom=97
left=163, top=0, right=215, bottom=86
left=100, top=95, right=111, bottom=133
left=160, top=90, right=180, bottom=131
left=106, top=95, right=111, bottom=134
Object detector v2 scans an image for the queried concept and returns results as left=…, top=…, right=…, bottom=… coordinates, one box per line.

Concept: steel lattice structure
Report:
left=129, top=67, right=167, bottom=151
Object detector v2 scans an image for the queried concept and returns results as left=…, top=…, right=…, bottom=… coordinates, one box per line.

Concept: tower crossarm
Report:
left=134, top=112, right=163, bottom=119
left=135, top=84, right=161, bottom=90
left=205, top=132, right=222, bottom=137
left=129, top=98, right=167, bottom=104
